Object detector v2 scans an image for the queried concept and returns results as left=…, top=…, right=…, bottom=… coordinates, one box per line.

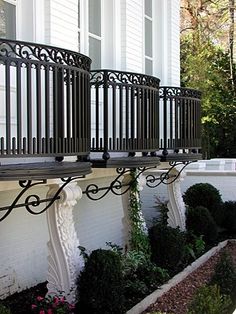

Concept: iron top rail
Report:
left=90, top=69, right=160, bottom=88
left=0, top=38, right=92, bottom=70
left=160, top=86, right=201, bottom=99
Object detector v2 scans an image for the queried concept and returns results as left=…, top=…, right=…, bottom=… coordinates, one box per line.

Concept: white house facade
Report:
left=0, top=0, right=202, bottom=301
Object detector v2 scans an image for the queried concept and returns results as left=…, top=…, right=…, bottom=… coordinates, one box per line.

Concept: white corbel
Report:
left=167, top=167, right=186, bottom=231
left=46, top=181, right=83, bottom=303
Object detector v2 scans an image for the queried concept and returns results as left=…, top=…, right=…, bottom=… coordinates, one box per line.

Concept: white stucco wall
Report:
left=141, top=159, right=236, bottom=227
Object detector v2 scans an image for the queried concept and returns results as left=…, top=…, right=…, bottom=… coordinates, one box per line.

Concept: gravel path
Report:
left=144, top=241, right=236, bottom=314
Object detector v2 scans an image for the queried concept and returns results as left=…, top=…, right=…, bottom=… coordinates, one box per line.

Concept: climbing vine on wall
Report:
left=129, top=169, right=150, bottom=256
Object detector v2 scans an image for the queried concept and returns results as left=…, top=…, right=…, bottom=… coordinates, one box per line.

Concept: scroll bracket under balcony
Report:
left=145, top=160, right=195, bottom=188
left=0, top=176, right=84, bottom=222
left=82, top=166, right=156, bottom=201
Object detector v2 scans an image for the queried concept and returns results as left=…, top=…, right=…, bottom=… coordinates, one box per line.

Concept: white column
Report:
left=46, top=182, right=83, bottom=303
left=167, top=167, right=186, bottom=231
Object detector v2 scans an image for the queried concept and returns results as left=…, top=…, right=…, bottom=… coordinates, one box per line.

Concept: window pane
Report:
left=78, top=0, right=80, bottom=28
left=145, top=18, right=152, bottom=57
left=89, top=0, right=101, bottom=36
left=145, top=58, right=153, bottom=75
left=89, top=36, right=101, bottom=69
left=0, top=1, right=16, bottom=39
left=145, top=0, right=152, bottom=17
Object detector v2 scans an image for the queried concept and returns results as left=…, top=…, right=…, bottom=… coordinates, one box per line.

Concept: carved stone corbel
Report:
left=46, top=181, right=83, bottom=303
left=167, top=167, right=186, bottom=231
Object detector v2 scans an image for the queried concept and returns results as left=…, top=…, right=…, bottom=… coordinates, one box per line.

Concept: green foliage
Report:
left=0, top=304, right=11, bottom=314
left=153, top=196, right=169, bottom=226
left=183, top=183, right=222, bottom=216
left=184, top=234, right=206, bottom=263
left=210, top=252, right=236, bottom=296
left=149, top=224, right=186, bottom=274
left=187, top=284, right=232, bottom=314
left=181, top=34, right=236, bottom=158
left=186, top=206, right=218, bottom=244
left=129, top=169, right=150, bottom=256
left=122, top=250, right=169, bottom=307
left=77, top=249, right=125, bottom=314
left=220, top=201, right=236, bottom=235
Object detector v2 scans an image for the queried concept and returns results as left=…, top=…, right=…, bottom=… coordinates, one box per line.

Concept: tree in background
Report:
left=180, top=0, right=236, bottom=158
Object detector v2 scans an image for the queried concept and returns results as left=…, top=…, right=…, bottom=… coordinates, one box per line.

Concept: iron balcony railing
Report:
left=90, top=69, right=160, bottom=159
left=0, top=39, right=91, bottom=158
left=159, top=86, right=201, bottom=153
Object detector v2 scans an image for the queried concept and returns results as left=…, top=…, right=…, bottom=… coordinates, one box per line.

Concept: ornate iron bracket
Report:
left=0, top=176, right=83, bottom=222
left=82, top=166, right=156, bottom=201
left=145, top=161, right=195, bottom=188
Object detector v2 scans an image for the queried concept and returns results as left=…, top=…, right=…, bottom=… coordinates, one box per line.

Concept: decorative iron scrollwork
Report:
left=146, top=161, right=194, bottom=188
left=0, top=38, right=91, bottom=70
left=0, top=176, right=83, bottom=222
left=90, top=69, right=160, bottom=88
left=83, top=167, right=155, bottom=201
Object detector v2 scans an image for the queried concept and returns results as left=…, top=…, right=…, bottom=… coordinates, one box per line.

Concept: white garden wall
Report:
left=141, top=159, right=236, bottom=227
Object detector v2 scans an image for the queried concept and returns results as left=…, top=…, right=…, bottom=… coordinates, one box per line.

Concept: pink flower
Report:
left=31, top=304, right=37, bottom=309
left=37, top=296, right=44, bottom=302
left=53, top=296, right=59, bottom=305
left=47, top=309, right=53, bottom=314
left=59, top=296, right=65, bottom=303
left=39, top=310, right=45, bottom=314
left=69, top=304, right=75, bottom=309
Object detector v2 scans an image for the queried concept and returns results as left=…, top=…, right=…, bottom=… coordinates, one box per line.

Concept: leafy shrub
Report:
left=0, top=304, right=11, bottom=314
left=77, top=249, right=125, bottom=314
left=186, top=206, right=218, bottom=244
left=183, top=183, right=222, bottom=220
left=149, top=224, right=186, bottom=274
left=122, top=250, right=169, bottom=308
left=210, top=252, right=236, bottom=296
left=187, top=284, right=232, bottom=314
left=220, top=201, right=236, bottom=235
left=183, top=234, right=206, bottom=266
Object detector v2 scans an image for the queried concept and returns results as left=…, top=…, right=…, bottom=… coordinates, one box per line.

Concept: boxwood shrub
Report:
left=186, top=206, right=218, bottom=245
left=148, top=224, right=186, bottom=275
left=77, top=249, right=125, bottom=314
left=183, top=183, right=222, bottom=222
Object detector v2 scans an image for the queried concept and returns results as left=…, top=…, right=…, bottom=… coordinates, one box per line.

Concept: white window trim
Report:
left=143, top=0, right=153, bottom=75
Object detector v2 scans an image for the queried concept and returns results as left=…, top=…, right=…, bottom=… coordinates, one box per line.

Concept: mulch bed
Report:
left=144, top=241, right=236, bottom=314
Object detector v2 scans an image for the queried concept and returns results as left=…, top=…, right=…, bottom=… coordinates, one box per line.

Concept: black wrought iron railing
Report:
left=90, top=70, right=160, bottom=159
left=0, top=39, right=91, bottom=157
left=159, top=86, right=201, bottom=153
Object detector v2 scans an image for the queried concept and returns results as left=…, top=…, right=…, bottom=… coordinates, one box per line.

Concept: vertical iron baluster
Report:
left=163, top=87, right=167, bottom=153
left=130, top=87, right=135, bottom=140
left=119, top=85, right=123, bottom=150
left=95, top=79, right=99, bottom=151
left=103, top=71, right=109, bottom=155
left=53, top=67, right=58, bottom=153
left=125, top=85, right=129, bottom=149
left=36, top=64, right=42, bottom=154
left=66, top=69, right=71, bottom=140
left=112, top=84, right=116, bottom=150
left=72, top=70, right=77, bottom=150
left=27, top=63, right=32, bottom=154
left=5, top=60, right=11, bottom=155
left=45, top=65, right=50, bottom=154
left=16, top=62, right=22, bottom=155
